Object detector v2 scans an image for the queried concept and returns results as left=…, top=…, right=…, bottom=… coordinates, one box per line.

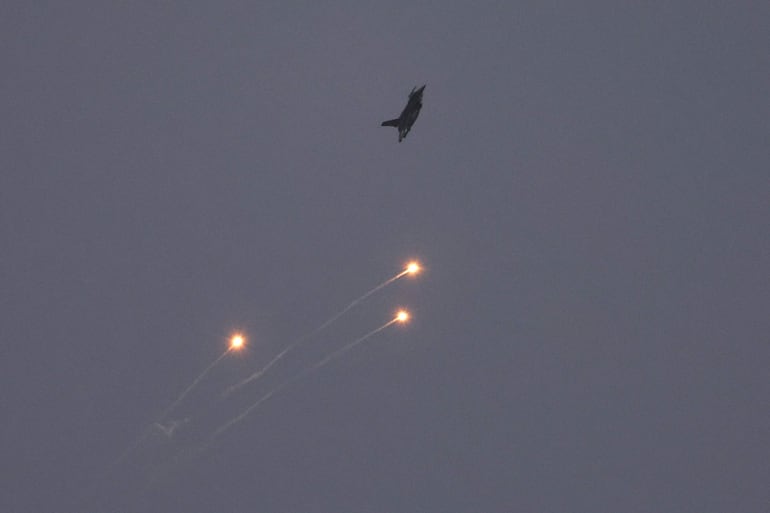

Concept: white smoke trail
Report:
left=222, top=270, right=408, bottom=398
left=112, top=348, right=232, bottom=466
left=212, top=319, right=398, bottom=439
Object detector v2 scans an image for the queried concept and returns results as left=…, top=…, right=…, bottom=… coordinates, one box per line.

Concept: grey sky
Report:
left=2, top=2, right=768, bottom=512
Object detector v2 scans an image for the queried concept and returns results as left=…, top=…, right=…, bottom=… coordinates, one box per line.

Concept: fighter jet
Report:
left=381, top=85, right=425, bottom=142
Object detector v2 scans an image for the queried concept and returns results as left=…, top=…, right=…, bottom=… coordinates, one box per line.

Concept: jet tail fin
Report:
left=381, top=118, right=399, bottom=127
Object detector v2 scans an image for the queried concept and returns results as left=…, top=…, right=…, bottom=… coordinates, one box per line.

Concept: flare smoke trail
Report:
left=113, top=339, right=242, bottom=466
left=222, top=265, right=417, bottom=398
left=213, top=318, right=401, bottom=439
left=156, top=349, right=231, bottom=422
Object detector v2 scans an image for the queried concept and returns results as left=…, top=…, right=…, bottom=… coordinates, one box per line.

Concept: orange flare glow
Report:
left=230, top=334, right=245, bottom=350
left=405, top=261, right=421, bottom=275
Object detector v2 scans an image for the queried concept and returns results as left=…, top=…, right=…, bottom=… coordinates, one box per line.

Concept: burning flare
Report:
left=405, top=261, right=421, bottom=275
left=230, top=334, right=245, bottom=351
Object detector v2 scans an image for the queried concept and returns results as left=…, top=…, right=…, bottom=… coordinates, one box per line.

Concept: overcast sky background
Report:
left=2, top=2, right=768, bottom=512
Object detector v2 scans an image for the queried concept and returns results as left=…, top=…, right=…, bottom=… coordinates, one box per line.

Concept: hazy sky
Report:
left=2, top=2, right=768, bottom=512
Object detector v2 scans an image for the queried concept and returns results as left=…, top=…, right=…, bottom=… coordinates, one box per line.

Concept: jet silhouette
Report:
left=381, top=85, right=425, bottom=142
